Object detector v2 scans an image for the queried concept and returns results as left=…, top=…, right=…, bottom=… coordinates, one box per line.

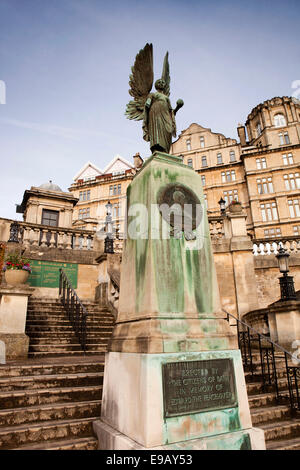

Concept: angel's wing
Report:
left=125, top=43, right=154, bottom=121
left=161, top=52, right=170, bottom=97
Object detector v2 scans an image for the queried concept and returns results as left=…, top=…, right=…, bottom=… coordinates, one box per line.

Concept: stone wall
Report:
left=254, top=255, right=300, bottom=309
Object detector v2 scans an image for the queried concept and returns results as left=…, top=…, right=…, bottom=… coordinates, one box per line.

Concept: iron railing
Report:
left=59, top=269, right=88, bottom=352
left=223, top=309, right=300, bottom=415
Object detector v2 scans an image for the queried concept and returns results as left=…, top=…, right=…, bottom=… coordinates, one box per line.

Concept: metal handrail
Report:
left=59, top=268, right=88, bottom=352
left=223, top=308, right=300, bottom=414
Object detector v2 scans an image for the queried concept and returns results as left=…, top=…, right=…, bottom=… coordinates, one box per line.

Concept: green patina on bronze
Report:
left=135, top=239, right=148, bottom=312
left=153, top=238, right=184, bottom=313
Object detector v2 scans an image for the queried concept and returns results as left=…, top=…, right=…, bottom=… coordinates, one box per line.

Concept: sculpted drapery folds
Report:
left=125, top=43, right=184, bottom=154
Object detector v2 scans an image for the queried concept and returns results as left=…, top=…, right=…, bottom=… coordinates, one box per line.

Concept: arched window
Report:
left=274, top=114, right=286, bottom=127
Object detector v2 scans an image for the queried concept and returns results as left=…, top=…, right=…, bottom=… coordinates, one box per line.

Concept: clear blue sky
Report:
left=1, top=0, right=300, bottom=219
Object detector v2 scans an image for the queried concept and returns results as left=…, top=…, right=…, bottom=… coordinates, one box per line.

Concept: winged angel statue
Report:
left=125, top=43, right=184, bottom=154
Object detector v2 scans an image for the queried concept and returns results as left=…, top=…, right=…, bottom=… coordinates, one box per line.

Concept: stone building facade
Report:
left=69, top=154, right=143, bottom=237
left=171, top=96, right=300, bottom=239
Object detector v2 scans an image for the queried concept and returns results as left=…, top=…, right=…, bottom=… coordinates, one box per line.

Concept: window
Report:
left=260, top=202, right=278, bottom=222
left=202, top=156, right=207, bottom=167
left=221, top=170, right=236, bottom=183
left=41, top=210, right=59, bottom=227
left=282, top=153, right=294, bottom=165
left=186, top=139, right=191, bottom=151
left=113, top=204, right=120, bottom=218
left=256, top=157, right=267, bottom=169
left=200, top=136, right=205, bottom=148
left=293, top=225, right=300, bottom=236
left=274, top=114, right=286, bottom=127
left=79, top=190, right=91, bottom=201
left=223, top=189, right=238, bottom=205
left=230, top=150, right=236, bottom=162
left=217, top=153, right=223, bottom=165
left=109, top=184, right=121, bottom=195
left=264, top=228, right=282, bottom=238
left=288, top=199, right=300, bottom=218
left=187, top=158, right=193, bottom=168
left=279, top=132, right=290, bottom=145
left=256, top=122, right=262, bottom=137
left=201, top=175, right=206, bottom=186
left=257, top=177, right=274, bottom=194
left=78, top=208, right=90, bottom=219
left=284, top=173, right=300, bottom=190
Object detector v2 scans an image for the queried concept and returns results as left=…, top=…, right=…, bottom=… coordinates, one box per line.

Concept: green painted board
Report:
left=27, top=260, right=78, bottom=288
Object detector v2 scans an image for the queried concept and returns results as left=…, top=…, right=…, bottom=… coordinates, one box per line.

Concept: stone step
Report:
left=13, top=436, right=99, bottom=450
left=28, top=350, right=107, bottom=358
left=0, top=362, right=104, bottom=378
left=29, top=336, right=111, bottom=345
left=29, top=344, right=83, bottom=353
left=0, top=372, right=103, bottom=392
left=246, top=378, right=290, bottom=396
left=0, top=416, right=96, bottom=449
left=26, top=314, right=113, bottom=322
left=248, top=392, right=283, bottom=409
left=261, top=419, right=300, bottom=442
left=0, top=384, right=102, bottom=409
left=26, top=325, right=113, bottom=333
left=251, top=405, right=291, bottom=426
left=266, top=436, right=300, bottom=451
left=245, top=368, right=288, bottom=383
left=26, top=318, right=113, bottom=326
left=0, top=400, right=101, bottom=427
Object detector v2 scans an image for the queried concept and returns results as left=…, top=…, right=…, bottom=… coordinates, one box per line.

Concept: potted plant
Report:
left=2, top=251, right=32, bottom=286
left=228, top=200, right=242, bottom=213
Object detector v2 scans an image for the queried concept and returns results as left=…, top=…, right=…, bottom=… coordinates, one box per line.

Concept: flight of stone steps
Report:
left=26, top=298, right=115, bottom=358
left=0, top=356, right=104, bottom=450
left=0, top=296, right=299, bottom=450
left=0, top=353, right=299, bottom=450
left=245, top=356, right=300, bottom=450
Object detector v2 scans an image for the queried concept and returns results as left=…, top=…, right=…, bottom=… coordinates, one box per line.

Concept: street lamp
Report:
left=276, top=246, right=296, bottom=301
left=218, top=197, right=226, bottom=215
left=104, top=201, right=114, bottom=254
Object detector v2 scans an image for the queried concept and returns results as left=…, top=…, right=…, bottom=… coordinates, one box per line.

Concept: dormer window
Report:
left=274, top=114, right=286, bottom=127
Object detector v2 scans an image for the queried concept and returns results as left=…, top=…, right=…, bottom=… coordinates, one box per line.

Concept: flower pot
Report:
left=5, top=270, right=29, bottom=286
left=229, top=202, right=242, bottom=214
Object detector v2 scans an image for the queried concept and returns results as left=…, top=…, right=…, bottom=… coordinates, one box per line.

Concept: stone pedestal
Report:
left=0, top=285, right=35, bottom=359
left=268, top=299, right=300, bottom=351
left=94, top=152, right=265, bottom=450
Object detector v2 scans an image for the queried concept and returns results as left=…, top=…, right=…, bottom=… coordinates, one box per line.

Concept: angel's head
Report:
left=155, top=79, right=165, bottom=91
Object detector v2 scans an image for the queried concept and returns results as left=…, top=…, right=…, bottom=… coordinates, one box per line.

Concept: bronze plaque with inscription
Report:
left=162, top=358, right=237, bottom=418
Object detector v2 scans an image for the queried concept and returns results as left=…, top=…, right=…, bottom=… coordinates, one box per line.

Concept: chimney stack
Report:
left=237, top=123, right=247, bottom=147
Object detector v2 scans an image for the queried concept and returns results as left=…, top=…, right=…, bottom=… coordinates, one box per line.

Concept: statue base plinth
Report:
left=93, top=351, right=265, bottom=450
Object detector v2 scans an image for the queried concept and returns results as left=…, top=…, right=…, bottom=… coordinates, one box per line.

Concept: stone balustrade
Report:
left=253, top=236, right=300, bottom=256
left=208, top=216, right=225, bottom=241
left=17, top=222, right=96, bottom=251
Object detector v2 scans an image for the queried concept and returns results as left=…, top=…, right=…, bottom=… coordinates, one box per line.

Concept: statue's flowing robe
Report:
left=143, top=92, right=176, bottom=153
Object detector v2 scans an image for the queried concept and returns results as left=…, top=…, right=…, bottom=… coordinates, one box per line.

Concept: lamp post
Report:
left=104, top=201, right=114, bottom=254
left=218, top=197, right=226, bottom=215
left=276, top=246, right=296, bottom=301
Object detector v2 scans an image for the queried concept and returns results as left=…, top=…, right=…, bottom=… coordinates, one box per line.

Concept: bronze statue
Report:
left=125, top=43, right=184, bottom=154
